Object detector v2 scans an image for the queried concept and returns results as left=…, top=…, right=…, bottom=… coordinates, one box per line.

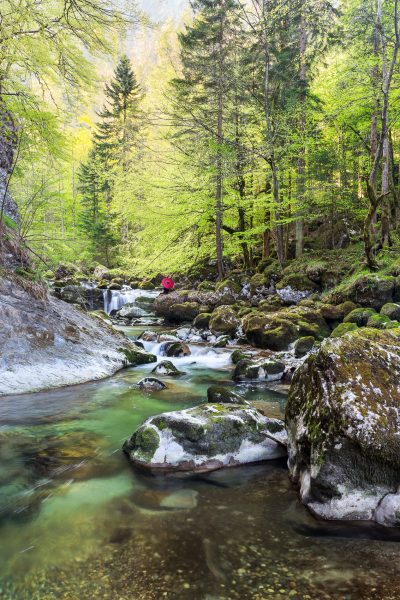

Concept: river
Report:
left=0, top=323, right=399, bottom=599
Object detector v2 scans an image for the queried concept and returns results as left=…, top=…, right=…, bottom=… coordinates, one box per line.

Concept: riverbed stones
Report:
left=285, top=327, right=400, bottom=525
left=123, top=404, right=287, bottom=472
left=233, top=358, right=285, bottom=382
left=120, top=347, right=157, bottom=367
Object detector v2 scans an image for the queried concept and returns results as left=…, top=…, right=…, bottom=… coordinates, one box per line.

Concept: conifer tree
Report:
left=171, top=0, right=242, bottom=279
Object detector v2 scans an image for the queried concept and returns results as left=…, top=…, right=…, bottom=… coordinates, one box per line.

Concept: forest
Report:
left=3, top=0, right=400, bottom=278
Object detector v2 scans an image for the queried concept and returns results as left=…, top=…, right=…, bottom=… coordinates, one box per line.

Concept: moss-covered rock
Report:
left=213, top=335, right=230, bottom=348
left=366, top=313, right=392, bottom=329
left=152, top=360, right=185, bottom=377
left=380, top=302, right=400, bottom=321
left=242, top=306, right=330, bottom=351
left=119, top=347, right=157, bottom=367
left=138, top=280, right=156, bottom=290
left=233, top=358, right=285, bottom=382
left=276, top=272, right=317, bottom=293
left=138, top=378, right=167, bottom=391
left=193, top=312, right=211, bottom=329
left=231, top=349, right=251, bottom=364
left=319, top=301, right=357, bottom=322
left=294, top=336, right=315, bottom=357
left=286, top=327, right=400, bottom=524
left=330, top=322, right=358, bottom=338
left=329, top=274, right=397, bottom=310
left=209, top=305, right=240, bottom=335
left=198, top=280, right=215, bottom=291
left=123, top=404, right=287, bottom=472
left=250, top=273, right=270, bottom=295
left=215, top=279, right=241, bottom=294
left=343, top=307, right=376, bottom=326
left=162, top=341, right=191, bottom=358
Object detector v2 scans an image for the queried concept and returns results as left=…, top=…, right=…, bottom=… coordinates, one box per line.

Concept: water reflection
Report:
left=0, top=332, right=399, bottom=599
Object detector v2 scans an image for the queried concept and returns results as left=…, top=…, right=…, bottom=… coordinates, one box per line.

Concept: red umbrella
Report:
left=161, top=277, right=175, bottom=290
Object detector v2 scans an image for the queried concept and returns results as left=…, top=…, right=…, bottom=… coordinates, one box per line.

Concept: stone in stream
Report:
left=233, top=358, right=285, bottom=382
left=161, top=341, right=191, bottom=358
left=152, top=361, right=185, bottom=377
left=137, top=378, right=167, bottom=392
left=206, top=386, right=246, bottom=405
left=123, top=404, right=287, bottom=472
left=286, top=327, right=400, bottom=526
left=139, top=330, right=159, bottom=342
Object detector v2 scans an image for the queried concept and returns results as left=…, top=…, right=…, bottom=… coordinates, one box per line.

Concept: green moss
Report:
left=119, top=347, right=157, bottom=366
left=343, top=308, right=377, bottom=326
left=367, top=313, right=392, bottom=329
left=215, top=279, right=241, bottom=294
left=330, top=322, right=358, bottom=338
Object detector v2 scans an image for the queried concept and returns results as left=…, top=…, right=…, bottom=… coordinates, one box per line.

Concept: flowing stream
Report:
left=0, top=319, right=400, bottom=599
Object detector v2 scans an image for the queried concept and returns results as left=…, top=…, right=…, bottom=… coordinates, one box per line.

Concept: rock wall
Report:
left=0, top=275, right=154, bottom=395
left=0, top=105, right=19, bottom=224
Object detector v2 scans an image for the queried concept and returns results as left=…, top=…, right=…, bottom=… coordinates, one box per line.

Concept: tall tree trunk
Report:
left=216, top=11, right=225, bottom=280
left=381, top=133, right=391, bottom=246
left=263, top=2, right=285, bottom=265
left=296, top=9, right=307, bottom=258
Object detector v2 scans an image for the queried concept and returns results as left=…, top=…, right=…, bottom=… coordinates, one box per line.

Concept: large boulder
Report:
left=53, top=285, right=104, bottom=311
left=209, top=305, right=240, bottom=336
left=161, top=341, right=191, bottom=358
left=0, top=276, right=155, bottom=395
left=328, top=274, right=399, bottom=310
left=285, top=327, right=400, bottom=525
left=123, top=404, right=287, bottom=472
left=242, top=306, right=330, bottom=351
left=154, top=288, right=241, bottom=323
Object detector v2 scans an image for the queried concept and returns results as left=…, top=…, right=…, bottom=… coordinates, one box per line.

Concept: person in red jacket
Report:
left=161, top=277, right=175, bottom=294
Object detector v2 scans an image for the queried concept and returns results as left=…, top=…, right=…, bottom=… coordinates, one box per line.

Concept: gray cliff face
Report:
left=0, top=276, right=153, bottom=395
left=0, top=106, right=19, bottom=224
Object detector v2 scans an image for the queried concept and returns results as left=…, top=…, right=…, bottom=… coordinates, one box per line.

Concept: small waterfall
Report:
left=103, top=287, right=159, bottom=315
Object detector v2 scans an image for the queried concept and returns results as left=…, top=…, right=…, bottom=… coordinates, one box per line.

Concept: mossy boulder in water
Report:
left=119, top=347, right=157, bottom=367
left=161, top=341, right=191, bottom=358
left=123, top=404, right=287, bottom=472
left=286, top=327, right=400, bottom=525
left=233, top=358, right=285, bottom=382
left=152, top=361, right=184, bottom=377
left=209, top=305, right=240, bottom=335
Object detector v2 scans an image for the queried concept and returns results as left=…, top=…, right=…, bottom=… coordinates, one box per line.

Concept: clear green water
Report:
left=0, top=328, right=399, bottom=600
